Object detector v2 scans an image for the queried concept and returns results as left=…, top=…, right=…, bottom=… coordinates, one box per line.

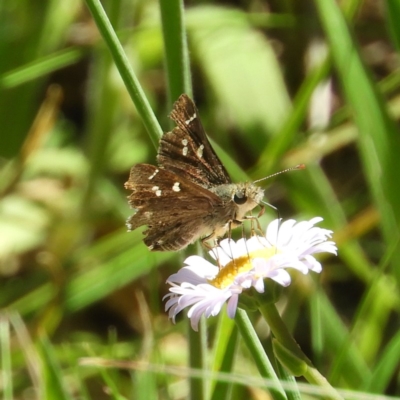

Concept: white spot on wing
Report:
left=182, top=139, right=188, bottom=146
left=185, top=113, right=196, bottom=125
left=148, top=169, right=159, bottom=180
left=196, top=144, right=204, bottom=158
left=152, top=186, right=162, bottom=196
left=182, top=147, right=188, bottom=156
left=172, top=182, right=181, bottom=192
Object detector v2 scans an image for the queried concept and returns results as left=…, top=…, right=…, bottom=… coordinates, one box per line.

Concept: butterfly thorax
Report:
left=210, top=182, right=264, bottom=221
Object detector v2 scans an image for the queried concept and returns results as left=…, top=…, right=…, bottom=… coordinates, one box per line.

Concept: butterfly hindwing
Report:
left=125, top=164, right=234, bottom=251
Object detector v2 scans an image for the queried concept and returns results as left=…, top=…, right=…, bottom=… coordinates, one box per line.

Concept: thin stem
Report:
left=159, top=0, right=192, bottom=104
left=259, top=303, right=344, bottom=400
left=235, top=309, right=287, bottom=400
left=0, top=316, right=13, bottom=400
left=259, top=303, right=309, bottom=361
left=85, top=0, right=162, bottom=147
left=188, top=319, right=207, bottom=400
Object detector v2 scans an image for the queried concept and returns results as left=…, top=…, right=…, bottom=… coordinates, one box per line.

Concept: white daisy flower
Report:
left=164, top=218, right=337, bottom=331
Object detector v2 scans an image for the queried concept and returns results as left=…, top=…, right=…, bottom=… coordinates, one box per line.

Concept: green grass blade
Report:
left=159, top=0, right=192, bottom=103
left=0, top=48, right=84, bottom=89
left=65, top=246, right=174, bottom=313
left=85, top=0, right=162, bottom=146
left=210, top=313, right=237, bottom=400
left=188, top=319, right=207, bottom=400
left=276, top=361, right=302, bottom=400
left=284, top=164, right=373, bottom=282
left=385, top=0, right=400, bottom=51
left=315, top=0, right=400, bottom=282
left=134, top=369, right=158, bottom=400
left=235, top=309, right=287, bottom=400
left=364, top=329, right=400, bottom=393
left=38, top=335, right=73, bottom=400
left=7, top=229, right=175, bottom=316
left=0, top=315, right=13, bottom=400
left=315, top=291, right=371, bottom=386
left=187, top=6, right=291, bottom=154
left=254, top=57, right=330, bottom=175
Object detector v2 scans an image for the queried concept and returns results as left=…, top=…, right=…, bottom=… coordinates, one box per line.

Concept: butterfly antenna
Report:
left=254, top=166, right=305, bottom=249
left=253, top=164, right=305, bottom=184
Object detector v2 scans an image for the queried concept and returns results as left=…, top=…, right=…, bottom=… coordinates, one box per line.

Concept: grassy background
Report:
left=1, top=0, right=400, bottom=398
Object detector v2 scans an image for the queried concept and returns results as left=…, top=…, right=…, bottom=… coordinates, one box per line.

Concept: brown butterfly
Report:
left=125, top=94, right=265, bottom=251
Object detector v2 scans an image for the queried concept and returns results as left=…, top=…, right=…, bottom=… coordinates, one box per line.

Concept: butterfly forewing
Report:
left=157, top=94, right=231, bottom=188
left=125, top=164, right=234, bottom=251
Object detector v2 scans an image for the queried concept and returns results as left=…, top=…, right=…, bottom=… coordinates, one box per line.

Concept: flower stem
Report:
left=235, top=309, right=287, bottom=400
left=258, top=302, right=344, bottom=400
left=259, top=303, right=308, bottom=360
left=188, top=318, right=207, bottom=400
left=85, top=0, right=163, bottom=147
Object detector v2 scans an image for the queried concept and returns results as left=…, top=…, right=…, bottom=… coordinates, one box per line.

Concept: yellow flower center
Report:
left=209, top=247, right=278, bottom=289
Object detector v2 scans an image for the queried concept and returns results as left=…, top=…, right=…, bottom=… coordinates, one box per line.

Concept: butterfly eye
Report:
left=233, top=191, right=247, bottom=205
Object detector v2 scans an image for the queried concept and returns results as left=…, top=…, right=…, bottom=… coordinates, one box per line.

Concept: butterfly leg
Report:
left=242, top=215, right=263, bottom=237
left=257, top=204, right=265, bottom=218
left=201, top=234, right=226, bottom=269
left=246, top=202, right=265, bottom=235
left=228, top=220, right=255, bottom=265
left=201, top=232, right=218, bottom=250
left=201, top=219, right=234, bottom=250
left=226, top=221, right=236, bottom=263
left=202, top=226, right=239, bottom=270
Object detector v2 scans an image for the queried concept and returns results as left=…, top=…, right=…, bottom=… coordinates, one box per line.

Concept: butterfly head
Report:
left=233, top=182, right=265, bottom=220
left=212, top=182, right=264, bottom=221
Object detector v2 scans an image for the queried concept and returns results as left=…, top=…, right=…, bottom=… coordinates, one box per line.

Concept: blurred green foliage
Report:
left=1, top=0, right=400, bottom=398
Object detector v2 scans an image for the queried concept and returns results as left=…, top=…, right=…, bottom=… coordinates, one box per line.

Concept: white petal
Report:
left=226, top=295, right=239, bottom=318
left=301, top=255, right=322, bottom=273
left=208, top=239, right=235, bottom=266
left=266, top=219, right=281, bottom=244
left=184, top=256, right=219, bottom=275
left=252, top=277, right=265, bottom=292
left=188, top=306, right=204, bottom=331
left=276, top=219, right=297, bottom=247
left=246, top=235, right=272, bottom=252
left=270, top=269, right=292, bottom=286
left=309, top=216, right=323, bottom=225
